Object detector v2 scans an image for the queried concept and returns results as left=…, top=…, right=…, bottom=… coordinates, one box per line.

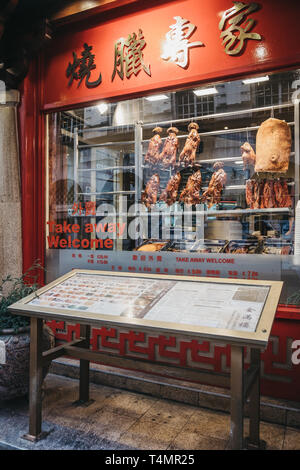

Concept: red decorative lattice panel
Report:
left=46, top=315, right=300, bottom=401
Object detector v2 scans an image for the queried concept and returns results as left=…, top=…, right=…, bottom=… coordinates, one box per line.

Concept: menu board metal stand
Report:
left=8, top=270, right=282, bottom=450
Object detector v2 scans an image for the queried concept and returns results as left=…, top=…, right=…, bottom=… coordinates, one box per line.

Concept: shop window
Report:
left=46, top=69, right=300, bottom=307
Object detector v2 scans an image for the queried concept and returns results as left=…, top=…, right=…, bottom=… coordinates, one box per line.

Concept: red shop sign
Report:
left=42, top=0, right=300, bottom=110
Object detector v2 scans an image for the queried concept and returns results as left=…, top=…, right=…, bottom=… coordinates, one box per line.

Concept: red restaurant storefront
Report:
left=18, top=0, right=300, bottom=402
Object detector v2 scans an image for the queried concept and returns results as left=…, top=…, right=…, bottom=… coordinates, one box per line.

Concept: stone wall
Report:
left=0, top=88, right=22, bottom=288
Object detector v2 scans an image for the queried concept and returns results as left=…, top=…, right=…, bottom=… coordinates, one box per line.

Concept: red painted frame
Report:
left=18, top=57, right=45, bottom=284
left=18, top=0, right=300, bottom=401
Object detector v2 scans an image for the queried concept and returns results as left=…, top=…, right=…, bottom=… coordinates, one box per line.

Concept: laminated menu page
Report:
left=144, top=281, right=269, bottom=332
left=28, top=272, right=269, bottom=333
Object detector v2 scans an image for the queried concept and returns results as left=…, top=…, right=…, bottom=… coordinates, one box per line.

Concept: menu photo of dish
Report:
left=28, top=273, right=175, bottom=319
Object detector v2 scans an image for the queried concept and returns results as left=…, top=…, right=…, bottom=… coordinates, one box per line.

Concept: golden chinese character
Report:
left=66, top=43, right=102, bottom=88
left=112, top=29, right=151, bottom=81
left=161, top=16, right=203, bottom=68
left=219, top=1, right=262, bottom=56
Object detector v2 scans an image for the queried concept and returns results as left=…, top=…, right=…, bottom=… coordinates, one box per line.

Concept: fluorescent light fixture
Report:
left=193, top=87, right=218, bottom=97
left=145, top=94, right=168, bottom=101
left=97, top=103, right=108, bottom=114
left=234, top=160, right=244, bottom=164
left=242, top=75, right=269, bottom=85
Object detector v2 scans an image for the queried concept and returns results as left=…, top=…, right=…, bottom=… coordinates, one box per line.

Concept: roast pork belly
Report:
left=160, top=172, right=181, bottom=206
left=141, top=174, right=160, bottom=208
left=255, top=118, right=291, bottom=173
left=179, top=122, right=200, bottom=167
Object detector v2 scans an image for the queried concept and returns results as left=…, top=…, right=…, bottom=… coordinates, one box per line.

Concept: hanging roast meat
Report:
left=281, top=180, right=292, bottom=208
left=245, top=179, right=255, bottom=209
left=141, top=174, right=160, bottom=208
left=263, top=180, right=276, bottom=208
left=241, top=142, right=256, bottom=169
left=179, top=122, right=200, bottom=167
left=160, top=172, right=181, bottom=206
left=274, top=180, right=292, bottom=208
left=144, top=127, right=163, bottom=166
left=274, top=180, right=284, bottom=207
left=258, top=181, right=266, bottom=209
left=251, top=180, right=260, bottom=209
left=179, top=170, right=202, bottom=205
left=159, top=127, right=179, bottom=168
left=255, top=118, right=291, bottom=173
left=201, top=161, right=227, bottom=207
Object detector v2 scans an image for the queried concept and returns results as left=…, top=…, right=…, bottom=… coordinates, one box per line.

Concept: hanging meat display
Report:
left=274, top=180, right=284, bottom=207
left=179, top=122, right=200, bottom=167
left=281, top=180, right=292, bottom=208
left=245, top=179, right=293, bottom=209
left=201, top=161, right=227, bottom=207
left=144, top=127, right=163, bottom=166
left=255, top=118, right=291, bottom=173
left=160, top=172, right=181, bottom=206
left=245, top=179, right=255, bottom=209
left=141, top=174, right=160, bottom=208
left=262, top=180, right=276, bottom=208
left=274, top=180, right=292, bottom=208
left=241, top=142, right=256, bottom=169
left=159, top=127, right=179, bottom=168
left=179, top=170, right=202, bottom=205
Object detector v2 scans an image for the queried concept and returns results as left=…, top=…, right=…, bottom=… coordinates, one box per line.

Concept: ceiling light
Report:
left=193, top=87, right=218, bottom=97
left=234, top=160, right=244, bottom=164
left=242, top=75, right=269, bottom=85
left=145, top=94, right=168, bottom=101
left=97, top=103, right=108, bottom=114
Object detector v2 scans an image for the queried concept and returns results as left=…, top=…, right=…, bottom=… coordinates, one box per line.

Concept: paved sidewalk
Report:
left=0, top=373, right=299, bottom=450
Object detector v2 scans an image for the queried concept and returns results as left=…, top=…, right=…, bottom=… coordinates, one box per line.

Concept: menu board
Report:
left=28, top=272, right=269, bottom=333
left=144, top=281, right=269, bottom=332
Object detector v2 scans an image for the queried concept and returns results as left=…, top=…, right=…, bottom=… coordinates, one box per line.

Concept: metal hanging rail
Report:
left=141, top=102, right=293, bottom=129
left=77, top=166, right=136, bottom=172
left=71, top=207, right=293, bottom=217
left=141, top=122, right=295, bottom=143
left=76, top=191, right=136, bottom=196
left=78, top=140, right=135, bottom=149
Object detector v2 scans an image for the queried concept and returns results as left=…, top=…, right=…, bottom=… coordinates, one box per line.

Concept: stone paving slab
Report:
left=0, top=373, right=299, bottom=451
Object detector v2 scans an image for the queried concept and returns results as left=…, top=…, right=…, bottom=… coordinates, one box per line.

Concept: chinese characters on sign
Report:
left=66, top=43, right=102, bottom=88
left=161, top=16, right=204, bottom=68
left=65, top=2, right=263, bottom=86
left=219, top=1, right=262, bottom=56
left=112, top=29, right=151, bottom=81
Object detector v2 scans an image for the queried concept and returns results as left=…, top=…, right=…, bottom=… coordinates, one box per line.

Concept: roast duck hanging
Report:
left=158, top=127, right=179, bottom=168
left=201, top=161, right=227, bottom=207
left=179, top=170, right=202, bottom=205
left=144, top=127, right=163, bottom=167
left=179, top=122, right=201, bottom=167
left=141, top=174, right=160, bottom=208
left=160, top=172, right=182, bottom=206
